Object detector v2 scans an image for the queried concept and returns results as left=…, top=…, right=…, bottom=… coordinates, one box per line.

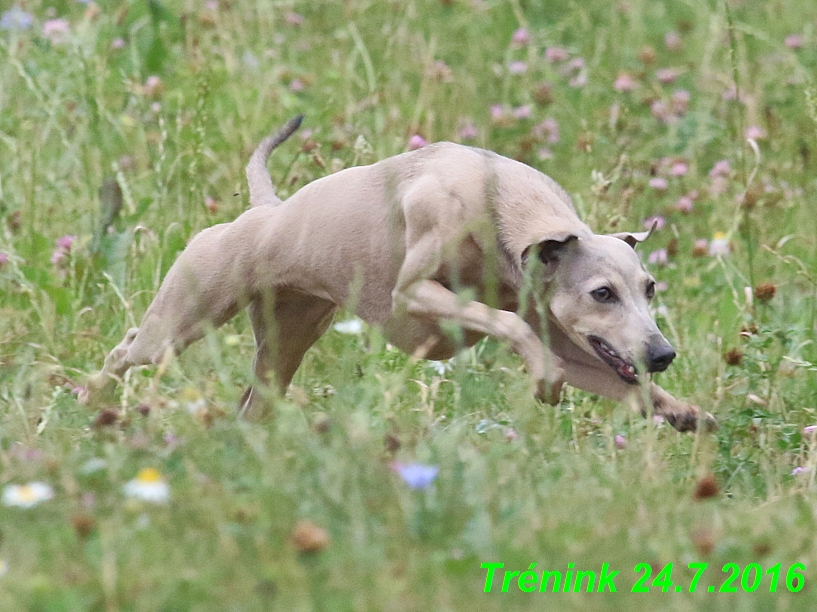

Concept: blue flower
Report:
left=1, top=7, right=33, bottom=31
left=394, top=463, right=439, bottom=490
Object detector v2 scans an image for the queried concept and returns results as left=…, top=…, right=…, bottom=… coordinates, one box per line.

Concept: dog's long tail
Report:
left=246, top=115, right=303, bottom=207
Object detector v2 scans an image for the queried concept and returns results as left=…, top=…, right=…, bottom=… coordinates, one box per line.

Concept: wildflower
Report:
left=0, top=7, right=33, bottom=31
left=508, top=60, right=527, bottom=75
left=545, top=46, right=569, bottom=63
left=288, top=78, right=305, bottom=92
left=648, top=249, right=668, bottom=266
left=637, top=45, right=656, bottom=64
left=2, top=482, right=55, bottom=508
left=504, top=428, right=519, bottom=442
left=614, top=434, right=627, bottom=449
left=744, top=125, right=766, bottom=140
left=512, top=105, right=532, bottom=120
left=754, top=282, right=776, bottom=302
left=802, top=425, right=817, bottom=435
left=284, top=12, right=304, bottom=26
left=670, top=161, right=688, bottom=177
left=0, top=252, right=8, bottom=267
left=650, top=100, right=674, bottom=123
left=536, top=147, right=553, bottom=160
left=664, top=31, right=682, bottom=51
left=655, top=281, right=668, bottom=292
left=709, top=176, right=728, bottom=197
left=458, top=122, right=478, bottom=140
left=533, top=117, right=559, bottom=143
left=392, top=463, right=439, bottom=490
left=490, top=104, right=506, bottom=122
left=785, top=34, right=803, bottom=50
left=791, top=466, right=809, bottom=476
left=333, top=318, right=364, bottom=334
left=708, top=232, right=730, bottom=256
left=692, top=474, right=719, bottom=500
left=656, top=68, right=678, bottom=84
left=709, top=160, right=731, bottom=178
left=425, top=60, right=453, bottom=82
left=123, top=468, right=170, bottom=503
left=291, top=519, right=330, bottom=552
left=408, top=135, right=427, bottom=150
left=613, top=73, right=638, bottom=92
left=692, top=239, right=708, bottom=257
left=51, top=235, right=76, bottom=266
left=675, top=196, right=694, bottom=212
left=568, top=72, right=588, bottom=88
left=143, top=76, right=163, bottom=98
left=643, top=215, right=665, bottom=230
left=511, top=28, right=530, bottom=46
left=43, top=19, right=70, bottom=44
left=648, top=177, right=668, bottom=190
left=723, top=348, right=743, bottom=366
left=671, top=89, right=690, bottom=114
left=111, top=37, right=126, bottom=50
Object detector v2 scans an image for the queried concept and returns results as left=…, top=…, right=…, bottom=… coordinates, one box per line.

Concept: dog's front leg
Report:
left=393, top=279, right=565, bottom=403
left=556, top=359, right=717, bottom=432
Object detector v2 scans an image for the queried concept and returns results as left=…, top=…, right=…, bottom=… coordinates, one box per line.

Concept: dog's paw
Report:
left=534, top=377, right=564, bottom=405
left=656, top=399, right=718, bottom=433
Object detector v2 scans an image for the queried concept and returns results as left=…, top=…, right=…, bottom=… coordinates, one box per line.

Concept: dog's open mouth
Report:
left=588, top=336, right=639, bottom=385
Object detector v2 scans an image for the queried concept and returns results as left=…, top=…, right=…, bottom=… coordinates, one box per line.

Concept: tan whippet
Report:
left=80, top=117, right=716, bottom=432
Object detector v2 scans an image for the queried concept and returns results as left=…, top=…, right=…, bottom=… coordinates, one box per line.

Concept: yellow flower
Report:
left=123, top=468, right=170, bottom=504
left=2, top=482, right=55, bottom=508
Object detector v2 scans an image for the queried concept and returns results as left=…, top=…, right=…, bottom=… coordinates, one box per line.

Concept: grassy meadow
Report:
left=1, top=0, right=817, bottom=609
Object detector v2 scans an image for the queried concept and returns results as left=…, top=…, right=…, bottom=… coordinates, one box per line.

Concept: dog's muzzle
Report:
left=588, top=336, right=639, bottom=385
left=645, top=340, right=675, bottom=373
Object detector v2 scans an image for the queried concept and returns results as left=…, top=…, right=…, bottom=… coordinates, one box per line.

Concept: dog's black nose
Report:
left=646, top=343, right=676, bottom=372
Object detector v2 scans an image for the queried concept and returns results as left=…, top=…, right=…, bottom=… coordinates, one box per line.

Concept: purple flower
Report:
left=43, top=19, right=70, bottom=44
left=288, top=78, right=305, bottom=92
left=648, top=249, right=668, bottom=265
left=655, top=281, right=668, bottom=292
left=284, top=11, right=303, bottom=26
left=508, top=60, right=528, bottom=75
left=664, top=31, right=682, bottom=51
left=648, top=177, right=669, bottom=190
left=613, top=73, right=638, bottom=92
left=56, top=235, right=76, bottom=250
left=490, top=104, right=506, bottom=122
left=791, top=466, right=809, bottom=476
left=532, top=117, right=559, bottom=143
left=709, top=232, right=730, bottom=256
left=670, top=162, right=688, bottom=177
left=511, top=28, right=530, bottom=46
left=0, top=252, right=8, bottom=267
left=709, top=160, right=731, bottom=178
left=408, top=135, right=427, bottom=150
left=111, top=37, right=126, bottom=50
left=614, top=434, right=628, bottom=449
left=0, top=7, right=33, bottom=31
left=393, top=463, right=439, bottom=490
left=568, top=72, right=588, bottom=88
left=651, top=100, right=674, bottom=123
left=745, top=125, right=767, bottom=140
left=458, top=122, right=478, bottom=140
left=512, top=105, right=532, bottom=120
left=656, top=68, right=678, bottom=84
left=785, top=34, right=803, bottom=50
left=671, top=89, right=690, bottom=114
left=644, top=215, right=665, bottom=230
left=675, top=196, right=694, bottom=212
left=803, top=425, right=817, bottom=435
left=545, top=46, right=569, bottom=63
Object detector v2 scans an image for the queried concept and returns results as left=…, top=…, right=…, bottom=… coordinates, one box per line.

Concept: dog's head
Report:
left=522, top=229, right=674, bottom=385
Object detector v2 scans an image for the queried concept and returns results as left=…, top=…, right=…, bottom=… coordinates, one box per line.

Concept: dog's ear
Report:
left=608, top=220, right=657, bottom=249
left=521, top=233, right=579, bottom=267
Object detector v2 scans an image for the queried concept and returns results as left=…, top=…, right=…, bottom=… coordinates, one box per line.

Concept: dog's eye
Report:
left=646, top=281, right=655, bottom=300
left=591, top=287, right=617, bottom=303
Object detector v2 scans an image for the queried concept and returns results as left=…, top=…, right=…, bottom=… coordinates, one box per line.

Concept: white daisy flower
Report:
left=2, top=482, right=55, bottom=508
left=333, top=318, right=364, bottom=335
left=123, top=468, right=170, bottom=504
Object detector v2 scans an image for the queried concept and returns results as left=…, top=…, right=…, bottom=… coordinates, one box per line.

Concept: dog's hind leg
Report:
left=80, top=223, right=248, bottom=406
left=239, top=292, right=336, bottom=420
